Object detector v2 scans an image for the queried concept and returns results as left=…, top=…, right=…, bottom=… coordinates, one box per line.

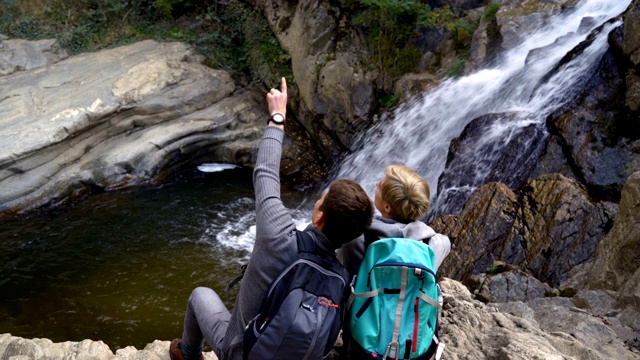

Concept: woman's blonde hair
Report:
left=381, top=164, right=431, bottom=221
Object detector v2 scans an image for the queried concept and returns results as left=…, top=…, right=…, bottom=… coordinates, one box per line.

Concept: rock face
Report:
left=257, top=0, right=375, bottom=160
left=537, top=22, right=640, bottom=199
left=564, top=172, right=640, bottom=330
left=624, top=0, right=640, bottom=111
left=433, top=174, right=612, bottom=288
left=0, top=40, right=266, bottom=216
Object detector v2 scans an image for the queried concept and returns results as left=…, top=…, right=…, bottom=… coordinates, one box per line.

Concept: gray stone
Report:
left=475, top=269, right=551, bottom=303
left=0, top=38, right=68, bottom=76
left=0, top=40, right=266, bottom=216
left=438, top=278, right=640, bottom=359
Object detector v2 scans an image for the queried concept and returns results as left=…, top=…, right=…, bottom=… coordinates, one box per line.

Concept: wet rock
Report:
left=393, top=72, right=439, bottom=102
left=436, top=111, right=548, bottom=216
left=543, top=25, right=640, bottom=199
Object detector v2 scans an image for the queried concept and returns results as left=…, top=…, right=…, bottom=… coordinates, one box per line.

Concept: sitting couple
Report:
left=169, top=77, right=450, bottom=360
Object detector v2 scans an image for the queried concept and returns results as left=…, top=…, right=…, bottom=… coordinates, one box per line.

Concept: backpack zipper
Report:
left=266, top=259, right=345, bottom=298
left=302, top=303, right=325, bottom=360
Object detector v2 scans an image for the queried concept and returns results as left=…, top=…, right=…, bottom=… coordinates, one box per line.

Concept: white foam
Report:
left=197, top=163, right=240, bottom=173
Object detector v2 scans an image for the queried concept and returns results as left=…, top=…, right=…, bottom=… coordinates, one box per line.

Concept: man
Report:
left=170, top=77, right=374, bottom=360
left=340, top=164, right=451, bottom=279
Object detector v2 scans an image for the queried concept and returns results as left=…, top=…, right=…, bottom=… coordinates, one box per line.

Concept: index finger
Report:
left=281, top=77, right=287, bottom=95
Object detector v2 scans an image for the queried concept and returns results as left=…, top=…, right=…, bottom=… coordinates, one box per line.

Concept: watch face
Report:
left=270, top=113, right=285, bottom=124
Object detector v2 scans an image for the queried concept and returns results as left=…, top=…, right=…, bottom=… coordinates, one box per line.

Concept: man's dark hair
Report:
left=320, top=179, right=373, bottom=245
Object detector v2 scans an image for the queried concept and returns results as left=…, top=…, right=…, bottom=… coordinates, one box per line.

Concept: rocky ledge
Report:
left=2, top=277, right=639, bottom=360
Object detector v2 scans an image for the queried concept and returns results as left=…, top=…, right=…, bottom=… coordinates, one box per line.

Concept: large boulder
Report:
left=0, top=40, right=266, bottom=216
left=432, top=181, right=519, bottom=281
left=505, top=174, right=613, bottom=287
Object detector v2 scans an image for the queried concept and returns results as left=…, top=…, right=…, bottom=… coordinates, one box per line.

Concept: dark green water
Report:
left=0, top=167, right=309, bottom=350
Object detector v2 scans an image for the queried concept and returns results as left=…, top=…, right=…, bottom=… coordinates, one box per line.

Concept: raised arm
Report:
left=253, top=78, right=295, bottom=243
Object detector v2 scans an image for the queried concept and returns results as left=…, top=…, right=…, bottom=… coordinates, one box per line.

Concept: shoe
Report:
left=169, top=338, right=205, bottom=360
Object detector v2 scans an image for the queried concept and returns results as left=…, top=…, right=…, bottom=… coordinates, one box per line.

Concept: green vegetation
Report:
left=0, top=0, right=292, bottom=85
left=484, top=3, right=500, bottom=22
left=447, top=55, right=467, bottom=78
left=378, top=93, right=400, bottom=109
left=487, top=263, right=502, bottom=275
left=340, top=0, right=472, bottom=105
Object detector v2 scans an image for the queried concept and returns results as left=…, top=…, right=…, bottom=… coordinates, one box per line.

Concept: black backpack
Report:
left=242, top=230, right=349, bottom=360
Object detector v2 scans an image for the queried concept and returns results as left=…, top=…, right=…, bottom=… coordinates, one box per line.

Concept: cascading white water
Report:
left=333, top=0, right=631, bottom=214
left=217, top=0, right=631, bottom=252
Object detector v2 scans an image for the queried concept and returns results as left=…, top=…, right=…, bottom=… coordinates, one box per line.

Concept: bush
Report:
left=484, top=3, right=500, bottom=22
left=346, top=0, right=467, bottom=87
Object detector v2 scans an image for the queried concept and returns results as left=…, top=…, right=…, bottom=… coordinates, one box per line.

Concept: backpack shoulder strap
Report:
left=295, top=229, right=316, bottom=254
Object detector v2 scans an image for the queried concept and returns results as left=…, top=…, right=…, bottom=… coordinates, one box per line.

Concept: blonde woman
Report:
left=340, top=164, right=451, bottom=279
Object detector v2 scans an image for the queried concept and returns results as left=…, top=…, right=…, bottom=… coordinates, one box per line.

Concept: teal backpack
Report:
left=348, top=238, right=444, bottom=360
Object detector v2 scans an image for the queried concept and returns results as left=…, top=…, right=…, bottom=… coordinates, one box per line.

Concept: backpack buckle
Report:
left=383, top=341, right=399, bottom=360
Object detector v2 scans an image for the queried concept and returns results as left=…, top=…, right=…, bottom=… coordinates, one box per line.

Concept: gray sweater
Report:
left=220, top=126, right=336, bottom=360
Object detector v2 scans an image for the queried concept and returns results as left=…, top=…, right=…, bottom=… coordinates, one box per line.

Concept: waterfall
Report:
left=333, top=0, right=631, bottom=217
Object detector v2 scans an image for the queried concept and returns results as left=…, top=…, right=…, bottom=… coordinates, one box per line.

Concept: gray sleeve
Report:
left=428, top=233, right=451, bottom=272
left=252, top=126, right=296, bottom=246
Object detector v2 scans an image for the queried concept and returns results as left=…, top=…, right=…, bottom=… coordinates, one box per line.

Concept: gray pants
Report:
left=180, top=287, right=231, bottom=359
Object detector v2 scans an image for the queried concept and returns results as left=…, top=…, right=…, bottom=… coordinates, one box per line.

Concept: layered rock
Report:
left=436, top=111, right=549, bottom=215
left=0, top=40, right=266, bottom=216
left=433, top=173, right=612, bottom=287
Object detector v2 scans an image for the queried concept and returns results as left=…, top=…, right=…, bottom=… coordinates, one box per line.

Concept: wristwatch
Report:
left=268, top=113, right=285, bottom=125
